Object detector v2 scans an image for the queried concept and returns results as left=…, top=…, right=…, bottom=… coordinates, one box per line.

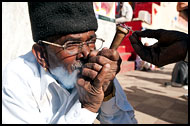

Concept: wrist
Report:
left=104, top=81, right=113, bottom=97
left=82, top=104, right=100, bottom=113
left=103, top=84, right=115, bottom=102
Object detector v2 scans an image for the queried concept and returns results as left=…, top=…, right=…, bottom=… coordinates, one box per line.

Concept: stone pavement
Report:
left=94, top=63, right=188, bottom=124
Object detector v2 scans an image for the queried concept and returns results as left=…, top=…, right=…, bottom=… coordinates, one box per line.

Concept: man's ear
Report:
left=32, top=44, right=49, bottom=69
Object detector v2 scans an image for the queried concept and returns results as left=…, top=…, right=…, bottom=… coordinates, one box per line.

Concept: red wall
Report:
left=120, top=21, right=143, bottom=60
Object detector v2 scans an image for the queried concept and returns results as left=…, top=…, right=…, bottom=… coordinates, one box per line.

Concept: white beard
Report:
left=49, top=66, right=78, bottom=90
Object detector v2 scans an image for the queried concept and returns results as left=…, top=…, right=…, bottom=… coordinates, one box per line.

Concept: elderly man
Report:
left=2, top=2, right=137, bottom=124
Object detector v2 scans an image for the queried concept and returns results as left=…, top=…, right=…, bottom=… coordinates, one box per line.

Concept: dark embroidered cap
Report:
left=28, top=2, right=98, bottom=42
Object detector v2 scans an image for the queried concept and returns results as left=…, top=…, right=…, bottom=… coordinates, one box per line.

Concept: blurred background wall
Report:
left=2, top=2, right=34, bottom=69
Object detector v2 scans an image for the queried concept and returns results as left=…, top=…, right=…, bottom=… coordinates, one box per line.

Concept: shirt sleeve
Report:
left=2, top=61, right=98, bottom=124
left=121, top=2, right=133, bottom=21
left=97, top=78, right=138, bottom=124
left=2, top=64, right=46, bottom=124
left=56, top=100, right=98, bottom=124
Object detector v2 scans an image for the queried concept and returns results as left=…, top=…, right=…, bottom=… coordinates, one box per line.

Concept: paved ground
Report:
left=94, top=63, right=188, bottom=124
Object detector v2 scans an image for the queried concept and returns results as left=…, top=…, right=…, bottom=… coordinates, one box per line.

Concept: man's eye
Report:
left=90, top=41, right=96, bottom=44
left=90, top=38, right=96, bottom=42
left=87, top=40, right=96, bottom=44
left=65, top=42, right=80, bottom=50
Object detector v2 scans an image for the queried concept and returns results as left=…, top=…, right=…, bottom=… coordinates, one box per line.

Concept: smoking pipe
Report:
left=110, top=24, right=133, bottom=50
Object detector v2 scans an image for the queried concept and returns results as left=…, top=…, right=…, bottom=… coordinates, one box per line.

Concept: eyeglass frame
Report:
left=37, top=37, right=105, bottom=51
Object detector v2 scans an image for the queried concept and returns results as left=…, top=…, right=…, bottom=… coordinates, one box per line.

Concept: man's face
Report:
left=45, top=30, right=96, bottom=74
left=43, top=31, right=96, bottom=89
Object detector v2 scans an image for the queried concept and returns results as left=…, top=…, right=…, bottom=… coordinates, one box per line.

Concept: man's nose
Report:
left=77, top=45, right=90, bottom=59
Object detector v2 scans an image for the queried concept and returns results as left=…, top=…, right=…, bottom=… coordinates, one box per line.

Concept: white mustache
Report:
left=71, top=61, right=83, bottom=72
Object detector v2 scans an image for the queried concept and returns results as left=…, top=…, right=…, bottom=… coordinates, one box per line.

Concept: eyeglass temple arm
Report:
left=37, top=40, right=64, bottom=48
left=38, top=38, right=105, bottom=49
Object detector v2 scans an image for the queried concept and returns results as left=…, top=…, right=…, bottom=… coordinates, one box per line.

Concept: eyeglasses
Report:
left=37, top=38, right=105, bottom=55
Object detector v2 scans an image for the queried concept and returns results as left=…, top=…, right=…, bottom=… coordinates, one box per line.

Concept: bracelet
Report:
left=103, top=86, right=115, bottom=102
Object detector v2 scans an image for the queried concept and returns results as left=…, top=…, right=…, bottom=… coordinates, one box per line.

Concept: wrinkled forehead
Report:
left=55, top=31, right=96, bottom=45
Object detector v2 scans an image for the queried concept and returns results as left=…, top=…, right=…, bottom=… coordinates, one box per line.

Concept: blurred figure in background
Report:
left=135, top=42, right=156, bottom=71
left=165, top=61, right=188, bottom=87
left=115, top=2, right=122, bottom=18
left=115, top=2, right=133, bottom=24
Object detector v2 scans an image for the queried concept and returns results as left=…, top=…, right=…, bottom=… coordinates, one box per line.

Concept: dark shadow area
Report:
left=148, top=70, right=172, bottom=76
left=124, top=86, right=188, bottom=124
left=126, top=75, right=170, bottom=86
left=141, top=87, right=166, bottom=93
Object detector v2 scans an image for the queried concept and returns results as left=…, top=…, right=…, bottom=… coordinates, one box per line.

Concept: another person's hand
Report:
left=76, top=48, right=121, bottom=113
left=129, top=29, right=188, bottom=67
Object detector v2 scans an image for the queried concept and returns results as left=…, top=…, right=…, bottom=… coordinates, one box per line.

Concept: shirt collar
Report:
left=23, top=51, right=71, bottom=99
left=39, top=65, right=77, bottom=99
left=23, top=51, right=76, bottom=99
left=39, top=65, right=56, bottom=100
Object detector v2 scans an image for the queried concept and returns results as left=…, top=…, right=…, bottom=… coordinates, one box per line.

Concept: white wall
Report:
left=142, top=2, right=188, bottom=33
left=141, top=2, right=188, bottom=46
left=93, top=2, right=116, bottom=49
left=2, top=2, right=34, bottom=69
left=95, top=19, right=116, bottom=49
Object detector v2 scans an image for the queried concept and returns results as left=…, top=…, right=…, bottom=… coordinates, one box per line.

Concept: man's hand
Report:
left=129, top=29, right=188, bottom=67
left=87, top=48, right=121, bottom=94
left=76, top=48, right=121, bottom=113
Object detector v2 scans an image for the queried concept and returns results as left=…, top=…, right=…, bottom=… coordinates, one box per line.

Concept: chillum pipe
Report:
left=109, top=25, right=129, bottom=50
